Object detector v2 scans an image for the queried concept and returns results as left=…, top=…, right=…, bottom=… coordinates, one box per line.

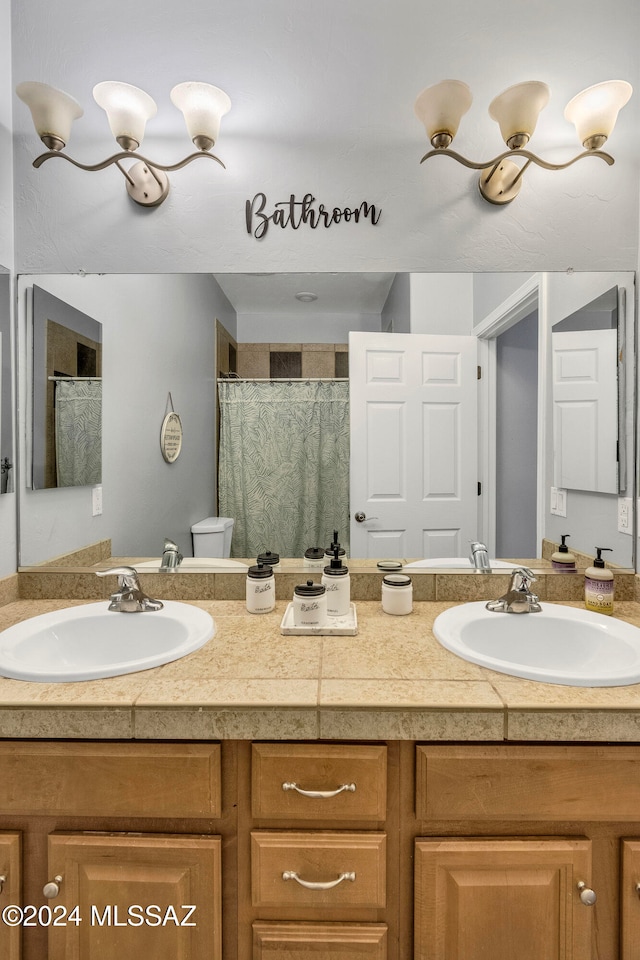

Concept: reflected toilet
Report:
left=191, top=517, right=234, bottom=558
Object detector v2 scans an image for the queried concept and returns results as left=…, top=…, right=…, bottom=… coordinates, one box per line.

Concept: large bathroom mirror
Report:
left=31, top=285, right=103, bottom=490
left=15, top=270, right=636, bottom=571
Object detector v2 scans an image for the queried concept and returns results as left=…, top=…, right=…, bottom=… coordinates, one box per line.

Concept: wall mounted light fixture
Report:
left=17, top=80, right=231, bottom=207
left=414, top=79, right=632, bottom=205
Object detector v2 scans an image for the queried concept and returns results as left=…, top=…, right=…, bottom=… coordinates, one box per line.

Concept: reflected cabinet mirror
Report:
left=15, top=270, right=637, bottom=571
left=31, top=285, right=102, bottom=490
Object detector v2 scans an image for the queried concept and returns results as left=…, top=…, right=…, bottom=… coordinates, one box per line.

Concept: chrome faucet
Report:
left=96, top=566, right=164, bottom=612
left=160, top=537, right=183, bottom=572
left=469, top=540, right=491, bottom=573
left=486, top=567, right=541, bottom=614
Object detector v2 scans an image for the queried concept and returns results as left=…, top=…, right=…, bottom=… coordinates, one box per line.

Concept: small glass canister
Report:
left=246, top=563, right=275, bottom=614
left=293, top=580, right=327, bottom=627
left=381, top=573, right=413, bottom=615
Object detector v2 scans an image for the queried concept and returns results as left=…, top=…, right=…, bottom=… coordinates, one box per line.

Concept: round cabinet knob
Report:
left=577, top=880, right=597, bottom=906
left=43, top=875, right=63, bottom=898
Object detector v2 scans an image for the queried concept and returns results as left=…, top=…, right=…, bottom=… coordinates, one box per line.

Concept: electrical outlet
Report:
left=618, top=497, right=632, bottom=535
left=550, top=486, right=567, bottom=518
left=92, top=485, right=103, bottom=517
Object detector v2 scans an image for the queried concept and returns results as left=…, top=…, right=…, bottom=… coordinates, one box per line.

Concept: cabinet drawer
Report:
left=0, top=742, right=221, bottom=818
left=253, top=921, right=387, bottom=958
left=252, top=743, right=387, bottom=820
left=251, top=831, right=386, bottom=909
left=0, top=832, right=21, bottom=960
left=416, top=745, right=640, bottom=821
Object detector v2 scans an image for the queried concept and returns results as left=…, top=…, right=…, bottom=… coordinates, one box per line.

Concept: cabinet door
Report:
left=415, top=838, right=593, bottom=960
left=46, top=832, right=221, bottom=960
left=0, top=832, right=21, bottom=960
left=621, top=839, right=640, bottom=958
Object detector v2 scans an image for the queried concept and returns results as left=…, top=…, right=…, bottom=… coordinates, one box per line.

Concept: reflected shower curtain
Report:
left=218, top=380, right=349, bottom=558
left=55, top=379, right=102, bottom=486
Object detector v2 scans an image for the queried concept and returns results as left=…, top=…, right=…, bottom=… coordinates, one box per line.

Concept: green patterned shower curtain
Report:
left=55, top=379, right=102, bottom=487
left=218, top=379, right=350, bottom=558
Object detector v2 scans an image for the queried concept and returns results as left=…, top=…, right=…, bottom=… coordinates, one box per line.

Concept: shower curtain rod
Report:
left=48, top=375, right=103, bottom=381
left=217, top=377, right=348, bottom=382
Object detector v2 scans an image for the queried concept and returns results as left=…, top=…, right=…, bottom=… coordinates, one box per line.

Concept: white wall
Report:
left=18, top=274, right=235, bottom=564
left=409, top=274, right=474, bottom=335
left=237, top=312, right=381, bottom=344
left=10, top=0, right=640, bottom=275
left=381, top=273, right=411, bottom=332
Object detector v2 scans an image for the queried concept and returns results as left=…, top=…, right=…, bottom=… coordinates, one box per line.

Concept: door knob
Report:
left=354, top=512, right=378, bottom=523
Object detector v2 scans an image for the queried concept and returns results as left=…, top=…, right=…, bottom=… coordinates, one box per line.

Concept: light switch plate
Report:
left=92, top=485, right=103, bottom=517
left=550, top=486, right=567, bottom=518
left=618, top=497, right=632, bottom=535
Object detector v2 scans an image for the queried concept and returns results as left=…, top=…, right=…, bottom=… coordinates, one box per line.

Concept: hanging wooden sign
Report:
left=160, top=393, right=183, bottom=463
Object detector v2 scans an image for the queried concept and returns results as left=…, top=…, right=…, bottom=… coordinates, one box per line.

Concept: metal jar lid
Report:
left=323, top=563, right=349, bottom=576
left=257, top=550, right=280, bottom=566
left=247, top=563, right=274, bottom=579
left=377, top=560, right=403, bottom=571
left=382, top=573, right=412, bottom=587
left=294, top=579, right=326, bottom=597
left=304, top=547, right=325, bottom=561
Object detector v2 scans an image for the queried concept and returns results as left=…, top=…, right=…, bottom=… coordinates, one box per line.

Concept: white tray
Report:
left=280, top=602, right=358, bottom=636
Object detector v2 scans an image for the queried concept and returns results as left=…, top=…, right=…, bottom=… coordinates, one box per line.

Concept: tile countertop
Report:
left=1, top=599, right=640, bottom=743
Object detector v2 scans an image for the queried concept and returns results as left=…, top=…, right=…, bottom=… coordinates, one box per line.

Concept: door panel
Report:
left=350, top=332, right=478, bottom=558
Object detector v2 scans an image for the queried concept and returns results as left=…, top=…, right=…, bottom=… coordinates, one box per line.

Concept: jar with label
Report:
left=322, top=547, right=351, bottom=617
left=257, top=550, right=280, bottom=570
left=246, top=563, right=275, bottom=614
left=293, top=580, right=327, bottom=627
left=381, top=573, right=413, bottom=615
left=304, top=547, right=326, bottom=571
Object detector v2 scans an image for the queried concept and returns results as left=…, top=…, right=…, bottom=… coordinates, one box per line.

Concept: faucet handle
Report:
left=510, top=567, right=536, bottom=590
left=96, top=565, right=142, bottom=591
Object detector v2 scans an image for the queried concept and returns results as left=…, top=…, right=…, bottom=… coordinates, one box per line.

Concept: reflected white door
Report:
left=552, top=329, right=618, bottom=494
left=349, top=331, right=478, bottom=558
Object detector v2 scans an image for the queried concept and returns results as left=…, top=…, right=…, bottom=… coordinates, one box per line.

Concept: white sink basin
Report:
left=0, top=601, right=215, bottom=683
left=433, top=601, right=640, bottom=687
left=405, top=557, right=516, bottom=569
left=134, top=557, right=248, bottom=571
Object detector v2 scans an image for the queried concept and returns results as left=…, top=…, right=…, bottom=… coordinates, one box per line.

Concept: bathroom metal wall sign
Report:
left=245, top=192, right=382, bottom=239
left=160, top=393, right=183, bottom=464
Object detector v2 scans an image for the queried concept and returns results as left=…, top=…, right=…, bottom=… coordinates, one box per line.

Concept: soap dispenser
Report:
left=322, top=545, right=351, bottom=617
left=325, top=530, right=347, bottom=561
left=551, top=534, right=577, bottom=573
left=584, top=547, right=614, bottom=615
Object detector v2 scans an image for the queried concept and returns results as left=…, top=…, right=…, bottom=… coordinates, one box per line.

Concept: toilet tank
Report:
left=191, top=517, right=234, bottom=558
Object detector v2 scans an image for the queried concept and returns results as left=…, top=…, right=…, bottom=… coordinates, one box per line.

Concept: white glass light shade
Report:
left=564, top=80, right=632, bottom=148
left=414, top=80, right=472, bottom=146
left=170, top=82, right=231, bottom=149
left=92, top=81, right=157, bottom=148
left=16, top=81, right=83, bottom=149
left=489, top=81, right=550, bottom=147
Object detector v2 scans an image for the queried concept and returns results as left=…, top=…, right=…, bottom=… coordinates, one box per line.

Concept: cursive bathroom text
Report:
left=245, top=192, right=382, bottom=240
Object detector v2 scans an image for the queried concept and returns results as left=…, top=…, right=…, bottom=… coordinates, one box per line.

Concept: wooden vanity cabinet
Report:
left=248, top=742, right=391, bottom=960
left=0, top=832, right=21, bottom=960
left=414, top=745, right=640, bottom=960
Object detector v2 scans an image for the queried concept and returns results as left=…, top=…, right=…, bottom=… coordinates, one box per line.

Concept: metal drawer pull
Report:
left=0, top=874, right=5, bottom=894
left=635, top=882, right=640, bottom=899
left=43, top=876, right=63, bottom=898
left=577, top=881, right=597, bottom=906
left=282, top=781, right=356, bottom=799
left=282, top=870, right=356, bottom=890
